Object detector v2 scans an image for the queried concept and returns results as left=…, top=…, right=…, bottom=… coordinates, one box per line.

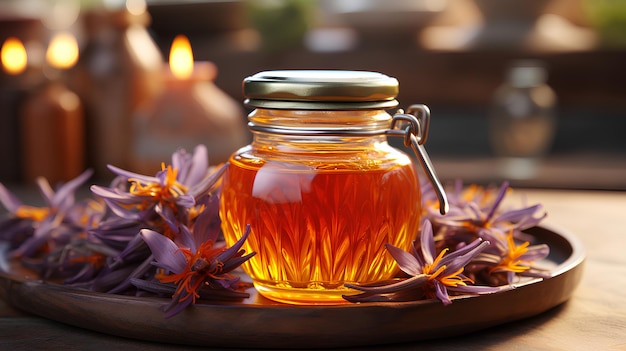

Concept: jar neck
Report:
left=248, top=108, right=392, bottom=151
left=251, top=107, right=390, bottom=136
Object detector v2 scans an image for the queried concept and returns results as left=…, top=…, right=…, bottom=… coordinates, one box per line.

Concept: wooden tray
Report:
left=0, top=225, right=585, bottom=349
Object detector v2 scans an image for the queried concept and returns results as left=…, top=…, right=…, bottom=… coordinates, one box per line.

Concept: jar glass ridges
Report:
left=219, top=71, right=432, bottom=304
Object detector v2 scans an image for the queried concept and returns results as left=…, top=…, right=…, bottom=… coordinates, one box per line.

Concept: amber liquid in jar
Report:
left=220, top=109, right=421, bottom=304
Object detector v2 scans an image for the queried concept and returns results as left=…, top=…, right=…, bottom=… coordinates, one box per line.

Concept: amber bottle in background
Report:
left=20, top=82, right=84, bottom=184
left=20, top=32, right=84, bottom=184
left=0, top=20, right=46, bottom=183
left=71, top=6, right=162, bottom=180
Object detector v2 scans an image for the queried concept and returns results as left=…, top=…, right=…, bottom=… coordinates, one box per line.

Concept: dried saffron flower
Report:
left=138, top=224, right=255, bottom=318
left=90, top=145, right=224, bottom=232
left=344, top=220, right=507, bottom=304
left=468, top=228, right=551, bottom=285
left=409, top=180, right=549, bottom=291
left=0, top=169, right=100, bottom=258
left=421, top=180, right=547, bottom=259
left=85, top=146, right=225, bottom=294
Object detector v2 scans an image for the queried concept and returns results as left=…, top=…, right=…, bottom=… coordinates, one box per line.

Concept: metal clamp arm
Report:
left=389, top=104, right=449, bottom=215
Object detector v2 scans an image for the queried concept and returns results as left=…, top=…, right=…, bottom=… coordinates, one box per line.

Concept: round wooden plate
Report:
left=0, top=225, right=584, bottom=349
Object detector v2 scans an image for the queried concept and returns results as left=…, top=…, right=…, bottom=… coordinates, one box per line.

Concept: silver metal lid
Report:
left=243, top=70, right=399, bottom=110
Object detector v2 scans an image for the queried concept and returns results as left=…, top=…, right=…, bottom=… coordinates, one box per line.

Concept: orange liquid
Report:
left=220, top=154, right=421, bottom=304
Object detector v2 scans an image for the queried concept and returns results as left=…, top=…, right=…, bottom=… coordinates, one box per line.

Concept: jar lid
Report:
left=243, top=70, right=399, bottom=110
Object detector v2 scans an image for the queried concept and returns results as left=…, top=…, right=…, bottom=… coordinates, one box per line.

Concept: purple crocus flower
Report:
left=138, top=222, right=255, bottom=318
left=0, top=169, right=98, bottom=258
left=420, top=180, right=550, bottom=287
left=90, top=145, right=225, bottom=233
left=344, top=220, right=507, bottom=304
left=469, top=228, right=551, bottom=285
left=85, top=146, right=226, bottom=295
left=422, top=181, right=546, bottom=247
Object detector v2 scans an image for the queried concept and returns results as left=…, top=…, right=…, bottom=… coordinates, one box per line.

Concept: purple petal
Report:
left=442, top=240, right=491, bottom=274
left=182, top=145, right=209, bottom=187
left=90, top=186, right=144, bottom=220
left=448, top=284, right=511, bottom=295
left=515, top=211, right=547, bottom=231
left=171, top=148, right=192, bottom=184
left=187, top=163, right=227, bottom=198
left=101, top=199, right=143, bottom=220
left=192, top=195, right=221, bottom=245
left=155, top=168, right=169, bottom=184
left=493, top=204, right=543, bottom=223
left=107, top=255, right=155, bottom=294
left=110, top=233, right=150, bottom=268
left=521, top=243, right=550, bottom=261
left=50, top=169, right=93, bottom=208
left=107, top=164, right=158, bottom=183
left=433, top=281, right=452, bottom=305
left=10, top=217, right=57, bottom=258
left=385, top=243, right=422, bottom=276
left=220, top=252, right=256, bottom=273
left=176, top=194, right=196, bottom=209
left=91, top=265, right=136, bottom=292
left=35, top=177, right=55, bottom=206
left=154, top=204, right=180, bottom=234
left=0, top=183, right=22, bottom=213
left=140, top=229, right=187, bottom=273
left=216, top=225, right=251, bottom=263
left=519, top=268, right=552, bottom=279
left=466, top=202, right=484, bottom=222
left=440, top=238, right=486, bottom=267
left=90, top=186, right=141, bottom=204
left=420, top=220, right=436, bottom=264
left=175, top=225, right=196, bottom=252
left=345, top=274, right=429, bottom=294
left=470, top=252, right=502, bottom=265
left=484, top=181, right=509, bottom=222
left=163, top=294, right=194, bottom=319
left=90, top=218, right=143, bottom=248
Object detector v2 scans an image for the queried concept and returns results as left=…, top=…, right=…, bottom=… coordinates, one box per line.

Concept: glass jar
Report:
left=488, top=60, right=557, bottom=179
left=219, top=70, right=447, bottom=304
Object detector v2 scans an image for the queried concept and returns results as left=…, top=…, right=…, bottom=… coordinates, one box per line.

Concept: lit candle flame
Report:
left=169, top=35, right=194, bottom=79
left=46, top=32, right=79, bottom=70
left=1, top=37, right=28, bottom=75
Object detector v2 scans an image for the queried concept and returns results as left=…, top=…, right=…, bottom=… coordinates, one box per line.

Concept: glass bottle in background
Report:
left=488, top=60, right=557, bottom=180
left=71, top=5, right=162, bottom=180
left=20, top=32, right=84, bottom=184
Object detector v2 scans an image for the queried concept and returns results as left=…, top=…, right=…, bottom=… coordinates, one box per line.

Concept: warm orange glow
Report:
left=46, top=32, right=79, bottom=70
left=1, top=37, right=28, bottom=75
left=169, top=35, right=194, bottom=79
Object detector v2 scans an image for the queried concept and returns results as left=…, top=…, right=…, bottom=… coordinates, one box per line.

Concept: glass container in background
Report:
left=488, top=60, right=557, bottom=180
left=219, top=70, right=448, bottom=305
left=20, top=32, right=84, bottom=184
left=71, top=4, right=162, bottom=180
left=0, top=20, right=46, bottom=183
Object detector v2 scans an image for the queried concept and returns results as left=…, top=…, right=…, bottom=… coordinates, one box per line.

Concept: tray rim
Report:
left=0, top=224, right=585, bottom=349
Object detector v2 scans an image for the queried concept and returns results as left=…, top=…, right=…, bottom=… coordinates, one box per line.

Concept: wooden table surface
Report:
left=1, top=189, right=625, bottom=351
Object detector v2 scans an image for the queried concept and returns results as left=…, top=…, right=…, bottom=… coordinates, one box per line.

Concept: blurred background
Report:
left=1, top=0, right=625, bottom=190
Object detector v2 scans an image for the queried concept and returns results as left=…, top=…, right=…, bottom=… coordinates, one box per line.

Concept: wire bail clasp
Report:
left=389, top=104, right=449, bottom=215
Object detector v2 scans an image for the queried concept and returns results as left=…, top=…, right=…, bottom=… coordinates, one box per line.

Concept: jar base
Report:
left=253, top=281, right=358, bottom=305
